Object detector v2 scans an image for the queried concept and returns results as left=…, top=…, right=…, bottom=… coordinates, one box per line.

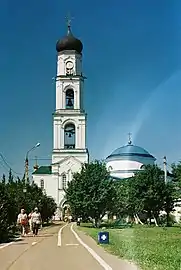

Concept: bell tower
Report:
left=52, top=20, right=89, bottom=168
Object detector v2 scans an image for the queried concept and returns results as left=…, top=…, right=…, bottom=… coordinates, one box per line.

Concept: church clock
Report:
left=66, top=61, right=74, bottom=69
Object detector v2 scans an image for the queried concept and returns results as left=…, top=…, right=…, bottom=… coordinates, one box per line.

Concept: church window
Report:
left=40, top=179, right=44, bottom=190
left=62, top=174, right=67, bottom=189
left=64, top=123, right=75, bottom=149
left=66, top=89, right=74, bottom=109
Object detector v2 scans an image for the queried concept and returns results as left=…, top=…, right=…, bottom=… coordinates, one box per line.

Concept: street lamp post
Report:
left=163, top=156, right=167, bottom=184
left=24, top=143, right=40, bottom=192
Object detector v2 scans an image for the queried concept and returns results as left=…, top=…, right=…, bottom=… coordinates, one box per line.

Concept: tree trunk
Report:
left=136, top=214, right=144, bottom=225
left=153, top=215, right=158, bottom=226
left=166, top=211, right=170, bottom=227
left=94, top=219, right=97, bottom=228
left=147, top=211, right=152, bottom=225
left=126, top=215, right=129, bottom=223
left=94, top=218, right=101, bottom=228
left=134, top=214, right=144, bottom=224
left=133, top=214, right=138, bottom=224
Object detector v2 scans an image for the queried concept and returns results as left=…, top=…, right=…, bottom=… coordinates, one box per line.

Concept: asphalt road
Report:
left=0, top=223, right=138, bottom=270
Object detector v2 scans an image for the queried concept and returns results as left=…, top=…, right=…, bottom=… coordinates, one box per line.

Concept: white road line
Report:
left=32, top=242, right=37, bottom=246
left=71, top=224, right=112, bottom=270
left=0, top=237, right=22, bottom=250
left=57, top=223, right=68, bottom=247
left=66, top=243, right=79, bottom=246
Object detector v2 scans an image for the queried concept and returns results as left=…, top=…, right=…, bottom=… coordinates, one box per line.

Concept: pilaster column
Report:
left=60, top=125, right=64, bottom=148
left=76, top=125, right=79, bottom=148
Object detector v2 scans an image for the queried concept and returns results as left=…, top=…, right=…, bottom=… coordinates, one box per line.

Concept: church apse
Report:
left=65, top=89, right=74, bottom=109
left=64, top=123, right=75, bottom=149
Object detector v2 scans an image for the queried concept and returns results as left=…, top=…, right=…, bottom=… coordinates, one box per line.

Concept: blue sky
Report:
left=0, top=0, right=181, bottom=177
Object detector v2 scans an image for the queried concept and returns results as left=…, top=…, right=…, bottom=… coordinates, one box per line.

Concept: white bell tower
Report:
left=51, top=20, right=89, bottom=210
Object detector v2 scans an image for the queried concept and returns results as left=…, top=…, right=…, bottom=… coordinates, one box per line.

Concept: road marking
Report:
left=0, top=237, right=22, bottom=250
left=0, top=242, right=13, bottom=250
left=32, top=242, right=37, bottom=246
left=71, top=224, right=112, bottom=270
left=57, top=223, right=68, bottom=247
left=66, top=243, right=79, bottom=246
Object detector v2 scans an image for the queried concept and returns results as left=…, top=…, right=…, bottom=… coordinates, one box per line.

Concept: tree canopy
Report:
left=66, top=162, right=176, bottom=227
left=115, top=165, right=175, bottom=226
left=66, top=160, right=116, bottom=226
left=0, top=171, right=57, bottom=243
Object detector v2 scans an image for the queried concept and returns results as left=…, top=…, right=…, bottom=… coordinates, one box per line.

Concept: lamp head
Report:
left=35, top=143, right=40, bottom=148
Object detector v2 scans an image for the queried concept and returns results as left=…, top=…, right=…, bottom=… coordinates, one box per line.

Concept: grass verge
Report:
left=79, top=224, right=181, bottom=270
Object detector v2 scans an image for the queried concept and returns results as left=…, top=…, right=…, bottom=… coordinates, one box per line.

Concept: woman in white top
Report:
left=17, top=209, right=28, bottom=236
left=31, top=207, right=42, bottom=236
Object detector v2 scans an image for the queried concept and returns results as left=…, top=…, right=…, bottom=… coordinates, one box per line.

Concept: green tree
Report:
left=0, top=174, right=57, bottom=243
left=171, top=162, right=181, bottom=198
left=171, top=162, right=181, bottom=182
left=110, top=180, right=130, bottom=219
left=127, top=165, right=174, bottom=226
left=0, top=182, right=16, bottom=242
left=2, top=174, right=6, bottom=185
left=8, top=169, right=13, bottom=183
left=39, top=195, right=57, bottom=223
left=163, top=181, right=175, bottom=226
left=66, top=160, right=116, bottom=227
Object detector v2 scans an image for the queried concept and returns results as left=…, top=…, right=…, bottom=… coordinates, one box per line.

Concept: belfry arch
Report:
left=65, top=88, right=74, bottom=109
left=59, top=199, right=71, bottom=221
left=64, top=122, right=75, bottom=149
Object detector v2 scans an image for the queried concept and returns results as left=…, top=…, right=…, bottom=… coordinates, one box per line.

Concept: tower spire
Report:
left=128, top=132, right=132, bottom=145
left=66, top=12, right=73, bottom=35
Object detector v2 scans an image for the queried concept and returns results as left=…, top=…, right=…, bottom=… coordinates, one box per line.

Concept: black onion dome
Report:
left=56, top=26, right=83, bottom=54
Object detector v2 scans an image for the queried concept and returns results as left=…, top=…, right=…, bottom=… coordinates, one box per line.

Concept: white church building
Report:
left=32, top=20, right=179, bottom=223
left=32, top=22, right=89, bottom=218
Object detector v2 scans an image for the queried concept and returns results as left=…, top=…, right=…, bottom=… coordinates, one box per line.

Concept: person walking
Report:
left=31, top=207, right=42, bottom=236
left=77, top=217, right=81, bottom=226
left=28, top=211, right=33, bottom=233
left=17, top=209, right=28, bottom=236
left=68, top=215, right=72, bottom=223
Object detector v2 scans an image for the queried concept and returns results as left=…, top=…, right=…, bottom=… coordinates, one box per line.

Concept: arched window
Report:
left=62, top=174, right=67, bottom=189
left=64, top=123, right=75, bottom=149
left=40, top=179, right=44, bottom=190
left=66, top=89, right=74, bottom=109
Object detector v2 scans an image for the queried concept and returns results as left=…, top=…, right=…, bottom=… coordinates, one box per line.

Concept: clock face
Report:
left=66, top=61, right=74, bottom=69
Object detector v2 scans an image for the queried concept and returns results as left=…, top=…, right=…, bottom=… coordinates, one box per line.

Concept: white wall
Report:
left=32, top=174, right=57, bottom=204
left=106, top=160, right=143, bottom=172
left=52, top=151, right=88, bottom=165
left=110, top=171, right=135, bottom=179
left=57, top=51, right=82, bottom=76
